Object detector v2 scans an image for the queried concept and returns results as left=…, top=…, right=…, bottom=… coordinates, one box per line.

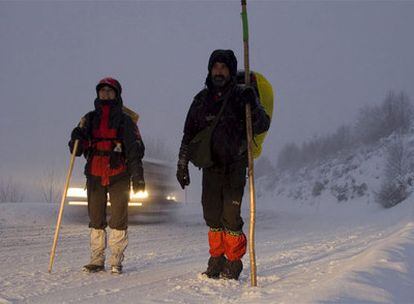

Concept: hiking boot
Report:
left=82, top=264, right=105, bottom=273
left=202, top=255, right=226, bottom=279
left=221, top=259, right=243, bottom=280
left=111, top=265, right=123, bottom=274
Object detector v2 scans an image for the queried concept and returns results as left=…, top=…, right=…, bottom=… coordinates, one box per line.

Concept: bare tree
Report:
left=382, top=91, right=412, bottom=134
left=356, top=91, right=413, bottom=144
left=376, top=136, right=413, bottom=208
left=277, top=124, right=355, bottom=172
left=277, top=142, right=301, bottom=171
left=0, top=176, right=25, bottom=203
left=39, top=167, right=62, bottom=204
left=331, top=125, right=353, bottom=153
left=355, top=104, right=385, bottom=144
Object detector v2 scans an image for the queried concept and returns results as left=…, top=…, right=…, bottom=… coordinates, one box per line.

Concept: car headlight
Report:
left=67, top=187, right=149, bottom=201
left=67, top=187, right=87, bottom=198
left=128, top=202, right=143, bottom=207
left=68, top=201, right=88, bottom=206
left=130, top=190, right=149, bottom=200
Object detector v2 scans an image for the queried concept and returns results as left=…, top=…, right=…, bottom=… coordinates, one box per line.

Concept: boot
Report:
left=82, top=228, right=106, bottom=273
left=108, top=229, right=128, bottom=274
left=111, top=265, right=123, bottom=274
left=82, top=264, right=105, bottom=273
left=221, top=259, right=243, bottom=280
left=202, top=255, right=226, bottom=279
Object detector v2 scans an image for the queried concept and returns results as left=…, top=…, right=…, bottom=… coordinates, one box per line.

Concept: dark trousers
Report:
left=87, top=176, right=130, bottom=230
left=201, top=163, right=246, bottom=232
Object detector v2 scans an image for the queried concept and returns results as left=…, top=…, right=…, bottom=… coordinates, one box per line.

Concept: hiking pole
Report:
left=48, top=118, right=85, bottom=273
left=241, top=0, right=257, bottom=287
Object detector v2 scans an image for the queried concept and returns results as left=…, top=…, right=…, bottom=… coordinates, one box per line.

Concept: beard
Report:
left=211, top=75, right=229, bottom=88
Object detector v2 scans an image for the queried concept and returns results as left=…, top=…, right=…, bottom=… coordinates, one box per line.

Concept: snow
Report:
left=1, top=192, right=413, bottom=303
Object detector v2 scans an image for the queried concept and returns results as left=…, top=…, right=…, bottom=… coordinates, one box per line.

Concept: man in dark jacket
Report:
left=69, top=77, right=145, bottom=274
left=177, top=50, right=270, bottom=280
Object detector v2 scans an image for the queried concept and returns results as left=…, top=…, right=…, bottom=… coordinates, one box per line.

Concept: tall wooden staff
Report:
left=241, top=0, right=257, bottom=287
left=48, top=118, right=85, bottom=273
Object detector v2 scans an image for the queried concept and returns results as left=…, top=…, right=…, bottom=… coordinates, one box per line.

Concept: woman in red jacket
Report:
left=69, top=77, right=145, bottom=274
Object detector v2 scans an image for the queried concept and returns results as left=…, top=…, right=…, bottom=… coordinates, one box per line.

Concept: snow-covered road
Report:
left=1, top=197, right=413, bottom=304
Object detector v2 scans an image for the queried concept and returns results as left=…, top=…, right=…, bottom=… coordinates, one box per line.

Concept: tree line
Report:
left=277, top=91, right=413, bottom=172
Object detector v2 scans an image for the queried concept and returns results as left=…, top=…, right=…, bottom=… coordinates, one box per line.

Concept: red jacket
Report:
left=70, top=99, right=144, bottom=186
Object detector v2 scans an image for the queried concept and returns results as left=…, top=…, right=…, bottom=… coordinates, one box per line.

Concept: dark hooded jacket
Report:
left=180, top=50, right=270, bottom=167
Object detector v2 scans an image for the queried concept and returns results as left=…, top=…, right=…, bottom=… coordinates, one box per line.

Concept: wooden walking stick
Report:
left=48, top=118, right=85, bottom=273
left=241, top=0, right=257, bottom=287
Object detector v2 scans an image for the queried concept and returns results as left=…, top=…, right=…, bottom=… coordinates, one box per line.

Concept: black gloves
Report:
left=240, top=85, right=259, bottom=110
left=71, top=126, right=88, bottom=141
left=177, top=164, right=190, bottom=190
left=69, top=117, right=89, bottom=156
left=69, top=126, right=88, bottom=156
left=176, top=144, right=191, bottom=189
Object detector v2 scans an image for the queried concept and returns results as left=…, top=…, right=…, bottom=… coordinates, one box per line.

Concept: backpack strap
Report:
left=209, top=87, right=233, bottom=130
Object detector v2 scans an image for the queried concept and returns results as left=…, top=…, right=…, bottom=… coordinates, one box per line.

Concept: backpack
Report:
left=236, top=71, right=274, bottom=158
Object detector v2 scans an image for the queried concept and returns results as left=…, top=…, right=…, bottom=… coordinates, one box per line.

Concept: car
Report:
left=66, top=158, right=182, bottom=215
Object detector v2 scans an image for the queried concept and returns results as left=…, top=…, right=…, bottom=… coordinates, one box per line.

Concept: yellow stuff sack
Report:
left=237, top=71, right=274, bottom=158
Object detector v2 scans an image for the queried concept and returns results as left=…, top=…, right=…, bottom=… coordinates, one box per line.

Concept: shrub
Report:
left=312, top=181, right=325, bottom=197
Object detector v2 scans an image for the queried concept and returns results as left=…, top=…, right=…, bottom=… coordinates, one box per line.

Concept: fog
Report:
left=1, top=1, right=413, bottom=200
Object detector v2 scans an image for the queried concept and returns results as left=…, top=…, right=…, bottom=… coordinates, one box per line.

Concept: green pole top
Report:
left=241, top=10, right=249, bottom=41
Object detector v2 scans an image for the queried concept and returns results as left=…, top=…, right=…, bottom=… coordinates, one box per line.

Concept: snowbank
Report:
left=0, top=194, right=413, bottom=303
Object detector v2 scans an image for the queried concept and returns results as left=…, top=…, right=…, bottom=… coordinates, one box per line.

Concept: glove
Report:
left=177, top=144, right=191, bottom=189
left=69, top=126, right=87, bottom=156
left=132, top=176, right=145, bottom=193
left=71, top=126, right=87, bottom=141
left=68, top=140, right=84, bottom=156
left=240, top=85, right=259, bottom=110
left=176, top=164, right=190, bottom=189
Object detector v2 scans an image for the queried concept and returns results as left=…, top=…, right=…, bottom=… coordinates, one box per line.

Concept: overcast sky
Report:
left=1, top=1, right=413, bottom=195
